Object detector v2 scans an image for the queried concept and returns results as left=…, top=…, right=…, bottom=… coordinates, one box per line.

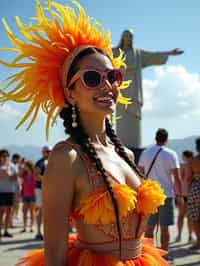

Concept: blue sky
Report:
left=0, top=0, right=200, bottom=148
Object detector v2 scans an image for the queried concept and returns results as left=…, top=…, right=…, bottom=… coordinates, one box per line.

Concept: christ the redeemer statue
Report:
left=112, top=30, right=184, bottom=148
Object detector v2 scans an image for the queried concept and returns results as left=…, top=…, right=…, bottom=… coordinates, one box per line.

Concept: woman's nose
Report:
left=100, top=77, right=112, bottom=91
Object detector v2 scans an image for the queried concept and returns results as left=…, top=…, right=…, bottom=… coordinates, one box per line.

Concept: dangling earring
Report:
left=71, top=104, right=78, bottom=128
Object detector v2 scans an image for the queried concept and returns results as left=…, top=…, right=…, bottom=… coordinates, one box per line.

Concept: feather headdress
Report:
left=0, top=0, right=131, bottom=138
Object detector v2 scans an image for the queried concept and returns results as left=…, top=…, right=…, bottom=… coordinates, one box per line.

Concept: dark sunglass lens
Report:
left=108, top=70, right=122, bottom=85
left=83, top=71, right=101, bottom=87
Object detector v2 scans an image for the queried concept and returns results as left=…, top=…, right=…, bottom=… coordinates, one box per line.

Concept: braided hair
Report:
left=60, top=105, right=122, bottom=255
left=105, top=118, right=145, bottom=179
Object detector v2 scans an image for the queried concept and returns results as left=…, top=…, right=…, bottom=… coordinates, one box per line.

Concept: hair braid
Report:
left=60, top=106, right=122, bottom=258
left=105, top=118, right=145, bottom=179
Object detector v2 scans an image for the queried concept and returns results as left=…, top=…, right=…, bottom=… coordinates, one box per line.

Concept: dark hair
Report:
left=155, top=128, right=168, bottom=144
left=0, top=149, right=10, bottom=159
left=60, top=47, right=144, bottom=258
left=12, top=153, right=21, bottom=160
left=182, top=150, right=193, bottom=158
left=195, top=137, right=200, bottom=153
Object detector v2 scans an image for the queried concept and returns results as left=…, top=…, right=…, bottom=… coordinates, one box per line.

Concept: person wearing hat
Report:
left=34, top=146, right=51, bottom=240
left=1, top=1, right=167, bottom=265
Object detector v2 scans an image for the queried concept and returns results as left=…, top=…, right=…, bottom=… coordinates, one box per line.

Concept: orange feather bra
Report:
left=71, top=179, right=166, bottom=225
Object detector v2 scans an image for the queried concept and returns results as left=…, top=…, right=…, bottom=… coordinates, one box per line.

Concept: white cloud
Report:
left=0, top=103, right=21, bottom=120
left=143, top=65, right=200, bottom=118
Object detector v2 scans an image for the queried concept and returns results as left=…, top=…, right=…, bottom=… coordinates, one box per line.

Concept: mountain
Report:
left=167, top=135, right=197, bottom=158
left=143, top=135, right=197, bottom=159
left=3, top=144, right=42, bottom=163
left=3, top=135, right=198, bottom=163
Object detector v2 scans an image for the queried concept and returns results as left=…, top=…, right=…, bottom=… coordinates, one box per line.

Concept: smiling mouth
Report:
left=95, top=96, right=115, bottom=105
left=94, top=93, right=116, bottom=103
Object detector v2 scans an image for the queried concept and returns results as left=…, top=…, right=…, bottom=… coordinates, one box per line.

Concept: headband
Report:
left=60, top=45, right=96, bottom=89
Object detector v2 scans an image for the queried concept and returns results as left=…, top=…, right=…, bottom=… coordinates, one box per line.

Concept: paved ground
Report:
left=0, top=208, right=199, bottom=265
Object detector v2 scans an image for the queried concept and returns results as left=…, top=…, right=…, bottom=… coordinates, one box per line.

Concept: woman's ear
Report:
left=64, top=87, right=76, bottom=105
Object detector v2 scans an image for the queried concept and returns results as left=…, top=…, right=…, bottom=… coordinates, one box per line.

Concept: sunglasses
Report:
left=68, top=69, right=123, bottom=89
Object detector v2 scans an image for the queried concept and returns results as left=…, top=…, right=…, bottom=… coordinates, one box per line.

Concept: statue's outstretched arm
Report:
left=168, top=48, right=184, bottom=56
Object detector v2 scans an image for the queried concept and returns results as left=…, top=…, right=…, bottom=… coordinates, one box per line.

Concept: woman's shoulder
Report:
left=51, top=139, right=79, bottom=160
left=49, top=139, right=86, bottom=175
left=43, top=140, right=80, bottom=185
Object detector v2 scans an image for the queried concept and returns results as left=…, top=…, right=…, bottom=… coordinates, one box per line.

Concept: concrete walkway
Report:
left=0, top=208, right=199, bottom=265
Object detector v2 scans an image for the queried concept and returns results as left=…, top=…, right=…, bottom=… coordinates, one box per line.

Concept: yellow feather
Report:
left=0, top=47, right=20, bottom=53
left=15, top=100, right=37, bottom=129
left=26, top=103, right=40, bottom=130
left=15, top=17, right=33, bottom=42
left=2, top=18, right=24, bottom=48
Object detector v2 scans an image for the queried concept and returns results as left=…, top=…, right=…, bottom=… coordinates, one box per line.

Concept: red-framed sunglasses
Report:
left=68, top=69, right=123, bottom=89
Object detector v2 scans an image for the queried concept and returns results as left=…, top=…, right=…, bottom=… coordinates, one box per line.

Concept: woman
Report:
left=175, top=150, right=193, bottom=243
left=0, top=1, right=167, bottom=265
left=0, top=149, right=17, bottom=238
left=187, top=137, right=200, bottom=251
left=19, top=161, right=36, bottom=233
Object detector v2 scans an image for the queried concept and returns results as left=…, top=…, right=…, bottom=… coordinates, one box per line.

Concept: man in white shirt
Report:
left=138, top=128, right=183, bottom=259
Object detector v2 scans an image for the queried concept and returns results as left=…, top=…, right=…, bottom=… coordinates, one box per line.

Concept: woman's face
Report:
left=68, top=53, right=120, bottom=117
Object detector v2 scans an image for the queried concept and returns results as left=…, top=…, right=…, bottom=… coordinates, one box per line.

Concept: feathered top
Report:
left=73, top=179, right=166, bottom=225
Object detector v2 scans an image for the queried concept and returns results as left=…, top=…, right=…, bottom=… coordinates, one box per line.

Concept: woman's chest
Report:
left=76, top=147, right=138, bottom=195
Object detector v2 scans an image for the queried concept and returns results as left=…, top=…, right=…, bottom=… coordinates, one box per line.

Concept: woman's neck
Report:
left=80, top=114, right=109, bottom=146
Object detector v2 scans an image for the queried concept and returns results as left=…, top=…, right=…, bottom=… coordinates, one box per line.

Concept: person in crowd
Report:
left=0, top=149, right=17, bottom=238
left=10, top=153, right=21, bottom=225
left=20, top=157, right=26, bottom=169
left=19, top=160, right=36, bottom=233
left=187, top=137, right=200, bottom=251
left=175, top=150, right=194, bottom=243
left=34, top=146, right=51, bottom=240
left=138, top=128, right=183, bottom=261
left=0, top=1, right=168, bottom=265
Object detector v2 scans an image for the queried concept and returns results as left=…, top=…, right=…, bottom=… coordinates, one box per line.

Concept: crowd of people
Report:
left=0, top=146, right=51, bottom=241
left=138, top=129, right=200, bottom=261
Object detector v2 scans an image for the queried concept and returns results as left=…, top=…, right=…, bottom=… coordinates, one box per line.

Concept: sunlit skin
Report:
left=43, top=52, right=149, bottom=265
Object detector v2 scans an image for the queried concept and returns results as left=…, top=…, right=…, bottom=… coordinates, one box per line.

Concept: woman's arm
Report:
left=43, top=143, right=76, bottom=266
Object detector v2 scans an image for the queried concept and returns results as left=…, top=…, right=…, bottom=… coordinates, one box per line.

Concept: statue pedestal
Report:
left=116, top=104, right=142, bottom=149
